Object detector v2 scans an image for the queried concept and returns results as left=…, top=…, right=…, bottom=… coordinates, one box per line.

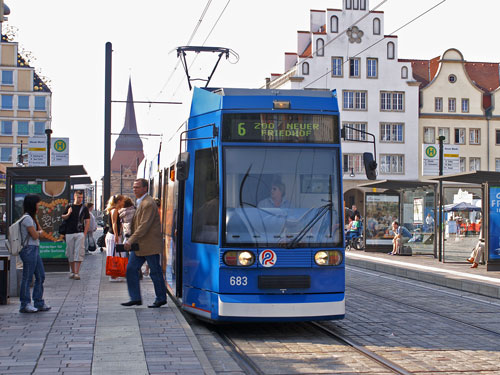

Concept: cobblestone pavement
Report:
left=0, top=252, right=100, bottom=374
left=191, top=264, right=500, bottom=375
left=0, top=252, right=214, bottom=375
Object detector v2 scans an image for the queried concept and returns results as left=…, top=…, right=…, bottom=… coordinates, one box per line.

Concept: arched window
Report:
left=330, top=16, right=338, bottom=33
left=401, top=66, right=408, bottom=79
left=387, top=42, right=395, bottom=59
left=373, top=18, right=380, bottom=35
left=316, top=38, right=324, bottom=56
left=302, top=62, right=309, bottom=75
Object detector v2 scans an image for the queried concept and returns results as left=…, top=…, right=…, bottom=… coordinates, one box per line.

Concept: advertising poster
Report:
left=365, top=193, right=400, bottom=245
left=488, top=186, right=500, bottom=261
left=13, top=180, right=69, bottom=258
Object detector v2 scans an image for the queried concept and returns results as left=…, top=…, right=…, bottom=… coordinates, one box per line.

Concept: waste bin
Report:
left=0, top=255, right=9, bottom=304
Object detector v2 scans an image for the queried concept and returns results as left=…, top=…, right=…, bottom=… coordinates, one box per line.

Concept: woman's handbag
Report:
left=106, top=247, right=128, bottom=278
left=87, top=233, right=97, bottom=252
left=96, top=234, right=106, bottom=248
left=58, top=221, right=67, bottom=235
left=96, top=226, right=108, bottom=249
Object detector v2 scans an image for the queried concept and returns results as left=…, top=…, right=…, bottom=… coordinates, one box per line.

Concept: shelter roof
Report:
left=358, top=179, right=437, bottom=190
left=429, top=171, right=500, bottom=184
left=6, top=165, right=88, bottom=178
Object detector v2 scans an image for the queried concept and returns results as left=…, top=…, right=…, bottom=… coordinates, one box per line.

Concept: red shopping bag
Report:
left=106, top=255, right=128, bottom=278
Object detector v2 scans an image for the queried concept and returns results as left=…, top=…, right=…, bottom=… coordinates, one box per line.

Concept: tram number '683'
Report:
left=229, top=276, right=248, bottom=286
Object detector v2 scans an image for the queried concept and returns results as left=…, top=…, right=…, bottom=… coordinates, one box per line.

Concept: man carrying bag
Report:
left=121, top=179, right=167, bottom=308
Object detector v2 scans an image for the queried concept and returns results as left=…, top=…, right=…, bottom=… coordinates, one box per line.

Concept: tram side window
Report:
left=192, top=148, right=219, bottom=244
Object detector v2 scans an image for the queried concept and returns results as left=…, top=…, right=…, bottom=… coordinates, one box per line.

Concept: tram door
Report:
left=163, top=165, right=184, bottom=298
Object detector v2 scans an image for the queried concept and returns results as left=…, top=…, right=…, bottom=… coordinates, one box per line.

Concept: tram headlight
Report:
left=314, top=250, right=343, bottom=266
left=238, top=251, right=255, bottom=266
left=223, top=251, right=255, bottom=266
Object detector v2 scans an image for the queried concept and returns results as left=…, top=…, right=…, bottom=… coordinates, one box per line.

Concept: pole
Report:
left=104, top=42, right=112, bottom=208
left=120, top=164, right=123, bottom=195
left=94, top=180, right=97, bottom=207
left=45, top=128, right=52, bottom=166
left=438, top=135, right=445, bottom=262
left=17, top=140, right=23, bottom=165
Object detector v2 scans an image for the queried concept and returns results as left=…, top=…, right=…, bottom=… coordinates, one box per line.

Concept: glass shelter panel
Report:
left=401, top=188, right=435, bottom=255
left=365, top=193, right=400, bottom=246
left=224, top=147, right=342, bottom=248
left=443, top=187, right=482, bottom=262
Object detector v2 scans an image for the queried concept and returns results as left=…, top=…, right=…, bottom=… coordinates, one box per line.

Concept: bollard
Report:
left=0, top=255, right=9, bottom=304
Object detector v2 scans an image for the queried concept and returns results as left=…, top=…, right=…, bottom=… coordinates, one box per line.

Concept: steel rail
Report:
left=310, top=321, right=413, bottom=375
left=212, top=327, right=265, bottom=375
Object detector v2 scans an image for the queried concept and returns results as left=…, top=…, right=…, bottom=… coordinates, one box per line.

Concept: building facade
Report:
left=0, top=34, right=51, bottom=167
left=266, top=0, right=420, bottom=209
left=0, top=22, right=51, bottom=222
left=409, top=49, right=500, bottom=177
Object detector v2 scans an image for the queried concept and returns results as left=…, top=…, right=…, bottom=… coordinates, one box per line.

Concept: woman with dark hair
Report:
left=105, top=194, right=125, bottom=280
left=19, top=194, right=51, bottom=313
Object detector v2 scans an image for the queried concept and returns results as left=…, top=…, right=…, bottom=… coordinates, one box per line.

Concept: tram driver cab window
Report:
left=192, top=148, right=219, bottom=244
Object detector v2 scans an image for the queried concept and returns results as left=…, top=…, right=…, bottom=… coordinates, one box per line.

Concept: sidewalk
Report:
left=0, top=252, right=215, bottom=375
left=346, top=250, right=500, bottom=299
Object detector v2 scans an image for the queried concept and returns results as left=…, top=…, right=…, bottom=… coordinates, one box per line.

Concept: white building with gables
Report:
left=265, top=0, right=420, bottom=208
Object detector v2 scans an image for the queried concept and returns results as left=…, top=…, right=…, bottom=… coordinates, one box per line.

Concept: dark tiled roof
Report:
left=115, top=79, right=143, bottom=151
left=404, top=57, right=500, bottom=93
left=464, top=62, right=500, bottom=92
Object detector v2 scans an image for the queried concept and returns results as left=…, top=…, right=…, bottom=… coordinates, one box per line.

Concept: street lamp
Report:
left=350, top=168, right=355, bottom=178
left=16, top=140, right=24, bottom=167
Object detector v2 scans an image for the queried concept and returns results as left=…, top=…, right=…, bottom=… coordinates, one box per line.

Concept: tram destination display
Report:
left=222, top=114, right=339, bottom=143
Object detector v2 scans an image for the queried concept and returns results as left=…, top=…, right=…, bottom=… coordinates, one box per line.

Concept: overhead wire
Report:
left=170, top=0, right=234, bottom=97
left=153, top=0, right=214, bottom=100
left=303, top=0, right=448, bottom=88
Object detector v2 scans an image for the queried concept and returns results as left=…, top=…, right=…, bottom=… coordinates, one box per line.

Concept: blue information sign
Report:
left=488, top=186, right=500, bottom=261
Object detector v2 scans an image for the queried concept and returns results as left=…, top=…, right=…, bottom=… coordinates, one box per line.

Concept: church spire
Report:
left=115, top=78, right=143, bottom=151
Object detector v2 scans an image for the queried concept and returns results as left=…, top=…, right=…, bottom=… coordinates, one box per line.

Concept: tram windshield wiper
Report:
left=286, top=176, right=333, bottom=249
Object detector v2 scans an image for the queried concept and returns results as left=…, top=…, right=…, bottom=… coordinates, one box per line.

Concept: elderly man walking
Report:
left=121, top=178, right=167, bottom=308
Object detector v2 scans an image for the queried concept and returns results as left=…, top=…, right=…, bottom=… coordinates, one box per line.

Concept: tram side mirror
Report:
left=176, top=152, right=190, bottom=181
left=363, top=152, right=377, bottom=180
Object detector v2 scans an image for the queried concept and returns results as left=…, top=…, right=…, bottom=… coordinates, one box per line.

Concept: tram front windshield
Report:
left=224, top=147, right=342, bottom=248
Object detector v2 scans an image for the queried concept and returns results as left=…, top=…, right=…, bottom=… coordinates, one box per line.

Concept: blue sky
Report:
left=5, top=0, right=500, bottom=183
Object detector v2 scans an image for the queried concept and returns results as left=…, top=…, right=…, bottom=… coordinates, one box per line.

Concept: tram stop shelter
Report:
left=358, top=179, right=438, bottom=256
left=430, top=171, right=500, bottom=271
left=4, top=165, right=90, bottom=300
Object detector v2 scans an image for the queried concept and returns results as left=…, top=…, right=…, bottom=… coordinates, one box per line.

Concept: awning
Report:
left=70, top=176, right=93, bottom=185
left=6, top=165, right=88, bottom=178
left=358, top=179, right=437, bottom=190
left=429, top=171, right=500, bottom=185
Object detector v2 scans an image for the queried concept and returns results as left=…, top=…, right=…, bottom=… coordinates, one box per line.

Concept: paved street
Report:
left=0, top=252, right=214, bottom=375
left=1, top=249, right=500, bottom=374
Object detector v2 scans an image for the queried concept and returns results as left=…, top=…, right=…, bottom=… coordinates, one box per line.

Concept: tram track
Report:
left=209, top=321, right=414, bottom=375
left=348, top=267, right=500, bottom=338
left=309, top=321, right=412, bottom=375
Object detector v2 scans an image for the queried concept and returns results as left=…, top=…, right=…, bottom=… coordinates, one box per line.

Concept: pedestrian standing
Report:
left=61, top=190, right=90, bottom=280
left=104, top=194, right=125, bottom=280
left=121, top=178, right=167, bottom=308
left=118, top=197, right=136, bottom=242
left=85, top=203, right=97, bottom=253
left=19, top=194, right=51, bottom=313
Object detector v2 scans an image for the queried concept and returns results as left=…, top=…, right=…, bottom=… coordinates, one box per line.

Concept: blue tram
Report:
left=142, top=87, right=346, bottom=322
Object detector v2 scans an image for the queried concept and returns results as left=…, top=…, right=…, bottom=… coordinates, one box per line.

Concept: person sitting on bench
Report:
left=389, top=221, right=401, bottom=255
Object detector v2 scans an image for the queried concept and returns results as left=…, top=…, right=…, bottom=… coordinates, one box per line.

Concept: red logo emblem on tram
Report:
left=259, top=249, right=276, bottom=267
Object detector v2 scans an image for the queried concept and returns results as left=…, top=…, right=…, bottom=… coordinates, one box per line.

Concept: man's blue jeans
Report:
left=19, top=245, right=46, bottom=309
left=126, top=252, right=167, bottom=302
